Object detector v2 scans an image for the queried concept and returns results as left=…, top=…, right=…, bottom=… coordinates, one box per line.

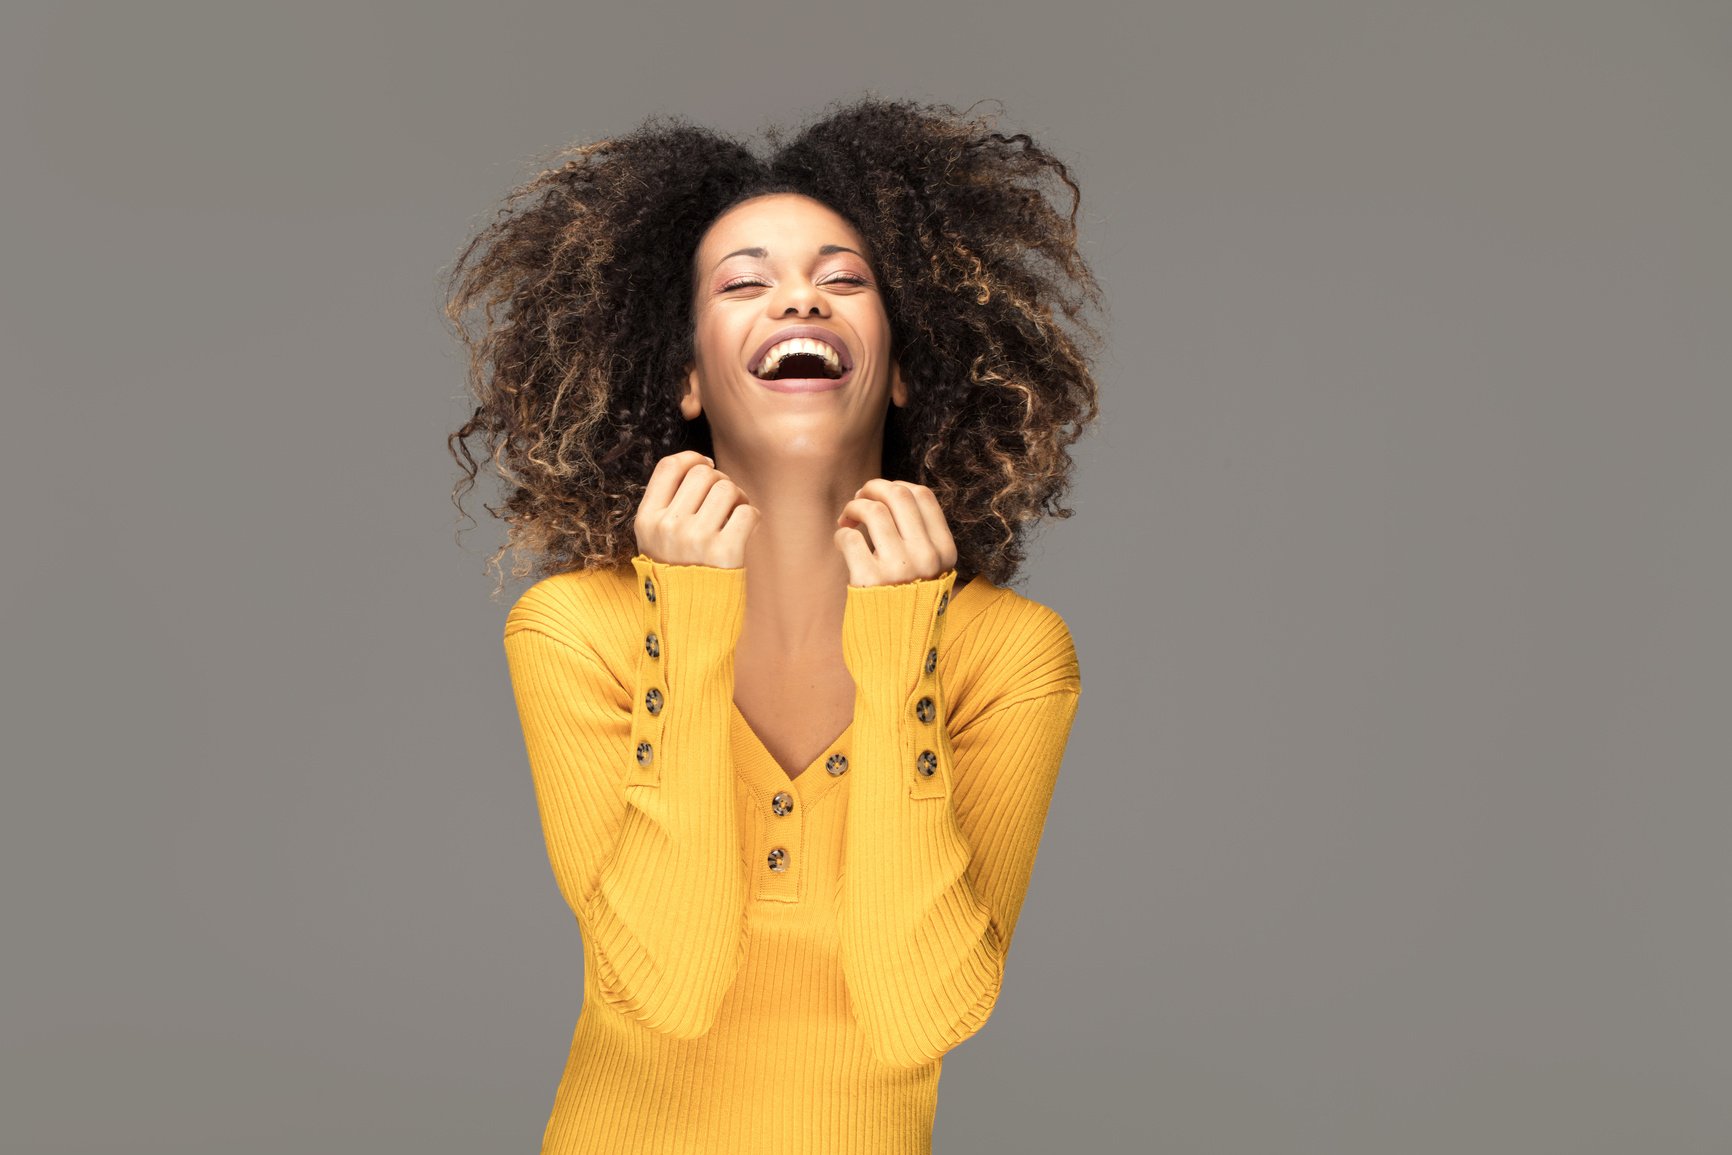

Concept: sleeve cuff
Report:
left=630, top=553, right=748, bottom=680
left=840, top=568, right=958, bottom=709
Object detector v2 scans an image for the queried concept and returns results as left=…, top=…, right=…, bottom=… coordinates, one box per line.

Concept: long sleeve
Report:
left=836, top=569, right=1082, bottom=1069
left=502, top=554, right=750, bottom=1040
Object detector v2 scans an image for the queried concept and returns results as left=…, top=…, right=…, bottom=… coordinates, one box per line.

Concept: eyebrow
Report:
left=711, top=244, right=864, bottom=275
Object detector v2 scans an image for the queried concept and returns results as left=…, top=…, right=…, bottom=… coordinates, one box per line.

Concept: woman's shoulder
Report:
left=952, top=572, right=1074, bottom=640
left=944, top=575, right=1081, bottom=706
left=503, top=561, right=637, bottom=649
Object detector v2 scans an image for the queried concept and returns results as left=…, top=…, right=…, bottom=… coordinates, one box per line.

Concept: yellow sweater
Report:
left=502, top=553, right=1081, bottom=1154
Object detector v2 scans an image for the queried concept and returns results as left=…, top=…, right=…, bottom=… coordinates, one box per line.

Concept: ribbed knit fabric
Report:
left=502, top=553, right=1081, bottom=1154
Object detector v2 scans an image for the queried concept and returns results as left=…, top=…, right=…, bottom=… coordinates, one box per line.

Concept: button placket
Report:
left=730, top=697, right=851, bottom=905
left=627, top=559, right=668, bottom=788
left=755, top=783, right=805, bottom=901
left=908, top=575, right=953, bottom=800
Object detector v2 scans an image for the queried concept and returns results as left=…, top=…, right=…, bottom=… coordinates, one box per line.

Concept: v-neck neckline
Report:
left=714, top=573, right=990, bottom=809
left=729, top=698, right=852, bottom=808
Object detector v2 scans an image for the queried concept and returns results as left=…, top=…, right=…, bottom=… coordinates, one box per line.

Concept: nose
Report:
left=770, top=276, right=829, bottom=318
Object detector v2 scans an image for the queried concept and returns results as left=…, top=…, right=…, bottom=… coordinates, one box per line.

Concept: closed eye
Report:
left=719, top=273, right=871, bottom=292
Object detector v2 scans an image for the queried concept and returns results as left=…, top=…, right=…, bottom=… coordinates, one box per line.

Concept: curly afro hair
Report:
left=443, top=95, right=1106, bottom=599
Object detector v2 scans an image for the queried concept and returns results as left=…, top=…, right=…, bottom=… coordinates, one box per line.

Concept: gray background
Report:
left=3, top=2, right=1728, bottom=1152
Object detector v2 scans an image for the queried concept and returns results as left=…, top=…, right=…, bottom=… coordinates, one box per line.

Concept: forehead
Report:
left=696, top=193, right=865, bottom=258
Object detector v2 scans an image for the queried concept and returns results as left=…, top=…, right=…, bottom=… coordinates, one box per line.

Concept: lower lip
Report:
left=753, top=363, right=854, bottom=393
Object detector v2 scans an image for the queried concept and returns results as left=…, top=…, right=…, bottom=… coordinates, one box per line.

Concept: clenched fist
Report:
left=834, top=479, right=959, bottom=588
left=634, top=451, right=760, bottom=570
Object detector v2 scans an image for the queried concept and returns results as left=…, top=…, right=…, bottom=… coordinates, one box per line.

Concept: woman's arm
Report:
left=502, top=554, right=749, bottom=1039
left=836, top=568, right=1082, bottom=1069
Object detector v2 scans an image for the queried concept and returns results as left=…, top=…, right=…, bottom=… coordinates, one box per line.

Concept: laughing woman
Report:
left=443, top=95, right=1104, bottom=1154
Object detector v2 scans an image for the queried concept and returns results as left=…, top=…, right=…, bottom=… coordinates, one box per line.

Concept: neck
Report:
left=712, top=441, right=883, bottom=657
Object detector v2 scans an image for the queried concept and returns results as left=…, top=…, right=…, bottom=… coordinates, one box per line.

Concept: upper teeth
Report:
left=758, top=338, right=844, bottom=376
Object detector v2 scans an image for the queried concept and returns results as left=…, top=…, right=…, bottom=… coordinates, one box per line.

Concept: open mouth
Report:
left=751, top=337, right=851, bottom=382
left=756, top=351, right=844, bottom=382
left=747, top=331, right=855, bottom=392
left=753, top=362, right=855, bottom=392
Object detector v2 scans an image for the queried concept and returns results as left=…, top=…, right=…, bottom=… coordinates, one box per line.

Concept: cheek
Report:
left=695, top=307, right=740, bottom=345
left=691, top=319, right=724, bottom=366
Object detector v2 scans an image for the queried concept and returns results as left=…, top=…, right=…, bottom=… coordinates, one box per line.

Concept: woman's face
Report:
left=683, top=193, right=907, bottom=459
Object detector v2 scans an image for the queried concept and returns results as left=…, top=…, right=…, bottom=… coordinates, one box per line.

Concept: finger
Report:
left=855, top=482, right=940, bottom=574
left=856, top=479, right=927, bottom=546
left=695, top=475, right=747, bottom=535
left=717, top=502, right=759, bottom=561
left=834, top=525, right=874, bottom=579
left=902, top=484, right=959, bottom=569
left=839, top=497, right=906, bottom=566
left=843, top=497, right=934, bottom=582
left=668, top=459, right=721, bottom=519
left=640, top=451, right=713, bottom=519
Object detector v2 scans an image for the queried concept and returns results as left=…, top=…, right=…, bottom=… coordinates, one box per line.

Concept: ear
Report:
left=890, top=360, right=909, bottom=409
left=679, top=362, right=703, bottom=420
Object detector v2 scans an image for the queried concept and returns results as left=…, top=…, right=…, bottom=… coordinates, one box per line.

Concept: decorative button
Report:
left=825, top=752, right=849, bottom=776
left=936, top=590, right=949, bottom=616
left=643, top=576, right=656, bottom=603
left=772, top=791, right=794, bottom=816
left=925, top=646, right=937, bottom=675
left=916, top=749, right=938, bottom=777
left=767, top=847, right=789, bottom=872
left=644, top=687, right=663, bottom=715
left=636, top=741, right=654, bottom=766
left=644, top=632, right=660, bottom=659
left=915, top=696, right=935, bottom=723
